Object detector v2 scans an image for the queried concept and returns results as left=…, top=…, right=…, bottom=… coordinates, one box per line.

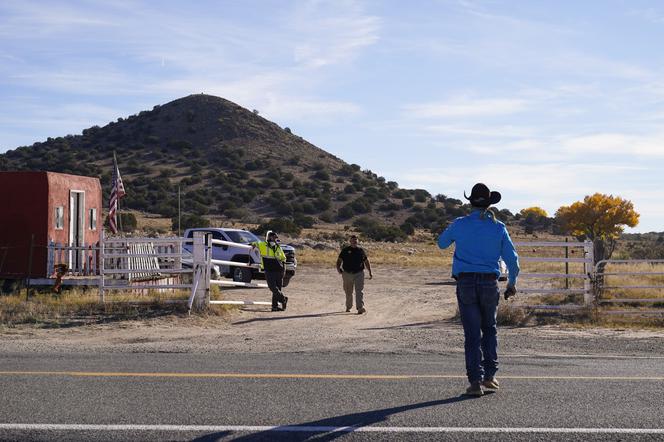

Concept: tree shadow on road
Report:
left=191, top=395, right=477, bottom=441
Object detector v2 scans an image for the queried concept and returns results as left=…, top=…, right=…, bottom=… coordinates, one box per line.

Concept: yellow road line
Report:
left=0, top=371, right=662, bottom=381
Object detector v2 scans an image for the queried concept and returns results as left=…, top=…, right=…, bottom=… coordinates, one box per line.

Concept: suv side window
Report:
left=212, top=231, right=228, bottom=250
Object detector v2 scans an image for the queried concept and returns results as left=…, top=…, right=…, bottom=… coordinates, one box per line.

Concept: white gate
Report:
left=509, top=240, right=594, bottom=310
left=187, top=234, right=271, bottom=307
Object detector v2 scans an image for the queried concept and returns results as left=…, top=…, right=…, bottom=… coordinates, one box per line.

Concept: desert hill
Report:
left=0, top=94, right=518, bottom=238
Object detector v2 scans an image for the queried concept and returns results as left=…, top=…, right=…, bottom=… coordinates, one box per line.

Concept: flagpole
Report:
left=113, top=151, right=123, bottom=235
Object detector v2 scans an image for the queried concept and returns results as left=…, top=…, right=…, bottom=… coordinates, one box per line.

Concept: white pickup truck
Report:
left=183, top=228, right=297, bottom=286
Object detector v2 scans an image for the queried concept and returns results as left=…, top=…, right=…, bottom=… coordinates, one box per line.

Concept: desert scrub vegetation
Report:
left=0, top=286, right=232, bottom=328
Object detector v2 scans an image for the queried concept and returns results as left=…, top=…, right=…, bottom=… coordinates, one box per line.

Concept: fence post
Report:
left=192, top=232, right=211, bottom=311
left=99, top=230, right=105, bottom=304
left=564, top=237, right=569, bottom=290
left=47, top=239, right=54, bottom=277
left=583, top=240, right=594, bottom=306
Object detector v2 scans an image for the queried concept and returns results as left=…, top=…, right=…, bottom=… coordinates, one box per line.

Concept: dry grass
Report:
left=601, top=262, right=664, bottom=301
left=0, top=285, right=232, bottom=328
left=297, top=240, right=453, bottom=268
left=590, top=311, right=664, bottom=328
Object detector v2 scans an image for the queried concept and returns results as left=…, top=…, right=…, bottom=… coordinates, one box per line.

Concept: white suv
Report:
left=183, top=228, right=297, bottom=285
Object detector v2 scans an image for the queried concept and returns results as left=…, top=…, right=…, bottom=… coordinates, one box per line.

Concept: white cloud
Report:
left=562, top=133, right=664, bottom=157
left=421, top=124, right=536, bottom=138
left=293, top=15, right=380, bottom=68
left=0, top=0, right=380, bottom=147
left=384, top=161, right=663, bottom=231
left=259, top=96, right=361, bottom=122
left=404, top=97, right=529, bottom=119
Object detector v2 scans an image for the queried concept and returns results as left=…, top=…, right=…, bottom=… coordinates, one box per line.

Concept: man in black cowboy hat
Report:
left=438, top=183, right=520, bottom=397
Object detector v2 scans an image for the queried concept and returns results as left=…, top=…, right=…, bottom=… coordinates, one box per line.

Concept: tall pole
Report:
left=113, top=151, right=123, bottom=235
left=178, top=185, right=181, bottom=236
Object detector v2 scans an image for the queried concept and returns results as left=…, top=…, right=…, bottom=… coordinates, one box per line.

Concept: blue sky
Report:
left=1, top=0, right=663, bottom=232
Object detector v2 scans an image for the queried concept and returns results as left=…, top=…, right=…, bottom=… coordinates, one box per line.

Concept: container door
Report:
left=68, top=191, right=86, bottom=271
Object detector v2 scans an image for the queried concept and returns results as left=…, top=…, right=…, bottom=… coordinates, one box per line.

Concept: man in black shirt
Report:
left=336, top=235, right=373, bottom=314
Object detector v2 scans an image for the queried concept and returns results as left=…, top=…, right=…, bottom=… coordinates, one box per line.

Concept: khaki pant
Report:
left=342, top=271, right=365, bottom=310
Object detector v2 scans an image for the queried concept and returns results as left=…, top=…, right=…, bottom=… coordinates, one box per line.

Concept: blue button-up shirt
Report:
left=438, top=210, right=520, bottom=285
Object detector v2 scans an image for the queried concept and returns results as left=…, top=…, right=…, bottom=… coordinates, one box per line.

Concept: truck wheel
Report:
left=233, top=267, right=252, bottom=283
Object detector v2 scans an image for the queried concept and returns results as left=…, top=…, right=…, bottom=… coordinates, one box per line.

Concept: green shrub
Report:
left=104, top=212, right=137, bottom=233
left=313, top=170, right=330, bottom=181
left=173, top=213, right=210, bottom=231
left=337, top=205, right=355, bottom=220
left=413, top=189, right=431, bottom=203
left=400, top=222, right=415, bottom=235
left=319, top=211, right=334, bottom=223
left=353, top=216, right=406, bottom=242
left=294, top=214, right=316, bottom=228
left=255, top=218, right=302, bottom=237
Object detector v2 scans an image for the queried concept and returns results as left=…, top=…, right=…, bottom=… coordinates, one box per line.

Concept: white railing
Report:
left=99, top=232, right=195, bottom=304
left=593, top=259, right=664, bottom=313
left=47, top=241, right=99, bottom=276
left=509, top=240, right=594, bottom=309
left=42, top=232, right=270, bottom=310
left=207, top=237, right=269, bottom=305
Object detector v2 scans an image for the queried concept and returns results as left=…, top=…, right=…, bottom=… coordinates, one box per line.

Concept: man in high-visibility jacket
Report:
left=252, top=230, right=288, bottom=311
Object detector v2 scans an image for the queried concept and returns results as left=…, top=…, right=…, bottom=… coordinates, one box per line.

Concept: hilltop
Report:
left=0, top=94, right=518, bottom=238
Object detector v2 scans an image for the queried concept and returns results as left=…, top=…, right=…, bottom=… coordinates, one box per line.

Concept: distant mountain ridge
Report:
left=0, top=94, right=517, bottom=237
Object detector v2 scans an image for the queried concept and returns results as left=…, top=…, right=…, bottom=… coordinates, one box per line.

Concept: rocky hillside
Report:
left=0, top=94, right=516, bottom=237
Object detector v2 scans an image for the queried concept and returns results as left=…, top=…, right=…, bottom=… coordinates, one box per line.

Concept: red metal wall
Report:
left=0, top=171, right=102, bottom=278
left=0, top=172, right=48, bottom=278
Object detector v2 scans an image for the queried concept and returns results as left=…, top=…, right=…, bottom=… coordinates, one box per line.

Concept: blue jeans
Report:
left=456, top=273, right=499, bottom=383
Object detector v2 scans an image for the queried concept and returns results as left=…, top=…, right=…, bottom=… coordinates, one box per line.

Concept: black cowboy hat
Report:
left=464, top=183, right=501, bottom=208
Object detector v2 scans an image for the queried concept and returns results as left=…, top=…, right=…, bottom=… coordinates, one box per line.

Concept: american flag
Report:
left=108, top=159, right=126, bottom=234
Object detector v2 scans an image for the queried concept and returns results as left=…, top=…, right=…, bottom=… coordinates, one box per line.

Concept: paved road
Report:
left=0, top=352, right=663, bottom=441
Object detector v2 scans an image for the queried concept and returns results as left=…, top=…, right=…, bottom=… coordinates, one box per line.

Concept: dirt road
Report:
left=1, top=266, right=662, bottom=356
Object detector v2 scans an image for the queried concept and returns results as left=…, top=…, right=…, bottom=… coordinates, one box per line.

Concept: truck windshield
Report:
left=226, top=231, right=259, bottom=244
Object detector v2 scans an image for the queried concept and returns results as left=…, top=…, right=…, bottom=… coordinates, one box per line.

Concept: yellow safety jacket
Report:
left=253, top=241, right=286, bottom=272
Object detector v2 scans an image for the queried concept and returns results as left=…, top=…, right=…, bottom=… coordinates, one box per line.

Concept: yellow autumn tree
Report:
left=555, top=193, right=639, bottom=264
left=519, top=207, right=550, bottom=233
left=520, top=207, right=548, bottom=218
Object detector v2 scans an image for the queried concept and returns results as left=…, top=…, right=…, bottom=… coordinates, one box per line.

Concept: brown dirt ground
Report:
left=1, top=265, right=663, bottom=357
